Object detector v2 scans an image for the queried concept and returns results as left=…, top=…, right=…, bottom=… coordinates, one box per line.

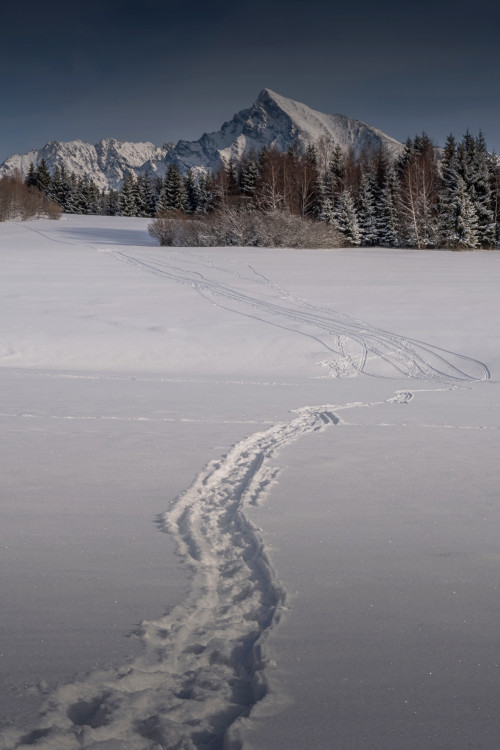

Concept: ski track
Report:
left=1, top=244, right=491, bottom=750
left=108, top=248, right=489, bottom=385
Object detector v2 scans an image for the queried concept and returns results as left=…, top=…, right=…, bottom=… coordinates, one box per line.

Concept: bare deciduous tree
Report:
left=0, top=173, right=62, bottom=222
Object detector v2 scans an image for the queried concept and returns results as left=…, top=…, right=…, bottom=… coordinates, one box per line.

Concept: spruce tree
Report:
left=183, top=169, right=200, bottom=213
left=134, top=175, right=148, bottom=217
left=378, top=166, right=401, bottom=247
left=455, top=131, right=495, bottom=248
left=471, top=132, right=496, bottom=248
left=48, top=166, right=62, bottom=205
left=328, top=144, right=344, bottom=195
left=357, top=169, right=379, bottom=245
left=452, top=177, right=480, bottom=248
left=33, top=159, right=51, bottom=193
left=164, top=164, right=186, bottom=211
left=438, top=134, right=459, bottom=247
left=155, top=175, right=169, bottom=215
left=139, top=170, right=156, bottom=217
left=25, top=162, right=37, bottom=188
left=103, top=189, right=120, bottom=216
left=196, top=174, right=210, bottom=214
left=317, top=175, right=335, bottom=224
left=239, top=158, right=259, bottom=197
left=226, top=158, right=239, bottom=198
left=119, top=172, right=139, bottom=216
left=305, top=143, right=318, bottom=168
left=489, top=153, right=500, bottom=244
left=334, top=190, right=362, bottom=246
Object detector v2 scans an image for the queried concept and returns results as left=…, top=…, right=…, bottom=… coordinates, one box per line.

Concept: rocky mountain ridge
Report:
left=0, top=90, right=403, bottom=190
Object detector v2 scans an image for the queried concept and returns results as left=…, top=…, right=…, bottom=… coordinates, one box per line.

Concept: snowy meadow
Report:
left=1, top=215, right=499, bottom=750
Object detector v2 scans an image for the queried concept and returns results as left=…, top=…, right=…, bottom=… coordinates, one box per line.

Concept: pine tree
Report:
left=134, top=175, right=148, bottom=217
left=438, top=134, right=460, bottom=247
left=489, top=153, right=500, bottom=244
left=102, top=189, right=120, bottom=216
left=226, top=158, right=239, bottom=198
left=305, top=143, right=318, bottom=168
left=239, top=158, right=259, bottom=197
left=138, top=170, right=156, bottom=217
left=455, top=131, right=495, bottom=248
left=316, top=175, right=335, bottom=224
left=357, top=169, right=379, bottom=245
left=62, top=173, right=79, bottom=214
left=334, top=190, right=362, bottom=246
left=196, top=173, right=210, bottom=214
left=471, top=132, right=496, bottom=248
left=450, top=176, right=480, bottom=249
left=25, top=162, right=37, bottom=188
left=183, top=169, right=200, bottom=213
left=33, top=159, right=51, bottom=193
left=378, top=166, right=401, bottom=247
left=164, top=164, right=186, bottom=211
left=155, top=175, right=169, bottom=215
left=47, top=166, right=62, bottom=205
left=328, top=145, right=344, bottom=195
left=119, top=172, right=139, bottom=216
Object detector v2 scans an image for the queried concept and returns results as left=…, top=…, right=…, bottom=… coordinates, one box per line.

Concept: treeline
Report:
left=25, top=130, right=500, bottom=249
left=24, top=160, right=219, bottom=218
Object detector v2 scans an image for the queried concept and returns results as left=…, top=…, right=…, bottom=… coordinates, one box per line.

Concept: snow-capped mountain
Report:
left=0, top=138, right=167, bottom=191
left=0, top=90, right=403, bottom=190
left=168, top=89, right=403, bottom=173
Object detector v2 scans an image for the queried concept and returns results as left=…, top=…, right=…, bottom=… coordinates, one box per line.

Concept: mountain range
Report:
left=0, top=89, right=404, bottom=191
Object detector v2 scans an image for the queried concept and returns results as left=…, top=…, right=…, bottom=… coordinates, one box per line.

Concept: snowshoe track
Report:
left=2, top=407, right=340, bottom=750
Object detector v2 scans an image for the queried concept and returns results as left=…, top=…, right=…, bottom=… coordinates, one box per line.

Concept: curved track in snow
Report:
left=2, top=406, right=342, bottom=750
left=110, top=248, right=490, bottom=384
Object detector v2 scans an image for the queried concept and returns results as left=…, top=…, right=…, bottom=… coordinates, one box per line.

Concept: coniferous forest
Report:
left=20, top=131, right=500, bottom=249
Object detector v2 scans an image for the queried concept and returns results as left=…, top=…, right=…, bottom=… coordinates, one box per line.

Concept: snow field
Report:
left=0, top=215, right=499, bottom=749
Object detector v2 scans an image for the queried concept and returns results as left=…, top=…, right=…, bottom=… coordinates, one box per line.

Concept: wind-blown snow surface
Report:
left=1, top=216, right=499, bottom=750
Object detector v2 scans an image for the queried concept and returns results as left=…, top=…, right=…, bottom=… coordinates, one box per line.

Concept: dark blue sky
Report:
left=1, top=0, right=499, bottom=163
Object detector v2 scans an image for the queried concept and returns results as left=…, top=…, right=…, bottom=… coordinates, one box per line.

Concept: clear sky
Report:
left=1, top=0, right=499, bottom=163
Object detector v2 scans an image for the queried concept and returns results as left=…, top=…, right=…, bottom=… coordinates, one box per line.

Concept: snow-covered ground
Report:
left=0, top=215, right=499, bottom=749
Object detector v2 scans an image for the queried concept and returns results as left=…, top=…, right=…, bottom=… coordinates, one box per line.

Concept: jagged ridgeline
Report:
left=1, top=90, right=499, bottom=248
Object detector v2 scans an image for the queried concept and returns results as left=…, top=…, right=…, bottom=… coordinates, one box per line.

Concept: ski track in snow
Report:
left=108, top=247, right=489, bottom=385
left=0, top=243, right=491, bottom=750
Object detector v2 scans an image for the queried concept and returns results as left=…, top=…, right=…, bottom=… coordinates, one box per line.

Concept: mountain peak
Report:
left=257, top=88, right=285, bottom=103
left=0, top=91, right=403, bottom=189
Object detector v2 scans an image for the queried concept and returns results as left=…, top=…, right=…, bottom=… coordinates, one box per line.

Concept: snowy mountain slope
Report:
left=167, top=88, right=403, bottom=173
left=0, top=138, right=167, bottom=191
left=0, top=90, right=403, bottom=189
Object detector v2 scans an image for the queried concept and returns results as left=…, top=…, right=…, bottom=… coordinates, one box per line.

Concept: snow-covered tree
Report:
left=183, top=169, right=200, bottom=213
left=334, top=190, right=362, bottom=246
left=33, top=159, right=51, bottom=193
left=135, top=171, right=156, bottom=217
left=239, top=158, right=259, bottom=197
left=164, top=164, right=186, bottom=211
left=378, top=166, right=401, bottom=247
left=316, top=174, right=335, bottom=224
left=357, top=168, right=379, bottom=245
left=328, top=144, right=344, bottom=195
left=119, top=172, right=139, bottom=216
left=448, top=176, right=480, bottom=249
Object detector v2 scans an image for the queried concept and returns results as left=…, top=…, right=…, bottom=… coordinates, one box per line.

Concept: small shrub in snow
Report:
left=148, top=208, right=342, bottom=249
